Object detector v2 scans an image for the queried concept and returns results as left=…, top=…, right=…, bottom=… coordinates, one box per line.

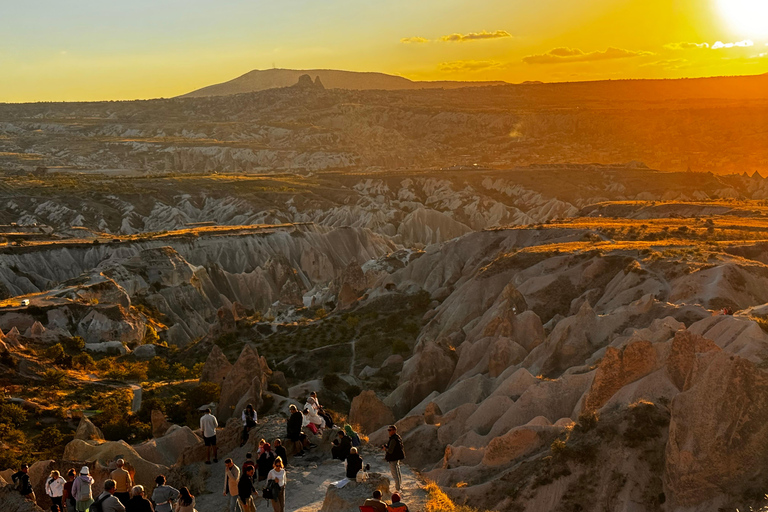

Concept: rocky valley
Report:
left=3, top=74, right=768, bottom=512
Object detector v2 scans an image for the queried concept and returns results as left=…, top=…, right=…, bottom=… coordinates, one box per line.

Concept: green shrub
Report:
left=42, top=368, right=68, bottom=387
left=147, top=357, right=170, bottom=379
left=62, top=336, right=86, bottom=352
left=72, top=352, right=95, bottom=370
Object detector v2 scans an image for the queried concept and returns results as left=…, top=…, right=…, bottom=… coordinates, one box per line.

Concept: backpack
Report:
left=89, top=494, right=110, bottom=512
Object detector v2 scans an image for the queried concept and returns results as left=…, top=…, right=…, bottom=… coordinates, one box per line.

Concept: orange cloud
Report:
left=523, top=47, right=654, bottom=64
left=438, top=60, right=502, bottom=72
left=440, top=30, right=512, bottom=42
left=400, top=36, right=429, bottom=44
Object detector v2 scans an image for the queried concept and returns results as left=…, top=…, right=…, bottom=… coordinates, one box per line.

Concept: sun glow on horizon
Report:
left=716, top=0, right=768, bottom=37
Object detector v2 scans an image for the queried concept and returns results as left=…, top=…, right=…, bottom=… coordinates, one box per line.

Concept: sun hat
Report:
left=80, top=466, right=90, bottom=475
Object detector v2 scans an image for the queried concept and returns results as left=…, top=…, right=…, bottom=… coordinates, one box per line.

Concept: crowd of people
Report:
left=11, top=391, right=408, bottom=512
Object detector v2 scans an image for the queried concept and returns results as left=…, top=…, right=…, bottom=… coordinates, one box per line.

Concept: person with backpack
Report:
left=71, top=466, right=94, bottom=512
left=266, top=457, right=286, bottom=512
left=62, top=468, right=77, bottom=512
left=240, top=404, right=257, bottom=448
left=92, top=480, right=126, bottom=512
left=382, top=424, right=405, bottom=492
left=46, top=470, right=66, bottom=512
left=12, top=464, right=35, bottom=504
left=151, top=475, right=180, bottom=512
left=256, top=443, right=276, bottom=482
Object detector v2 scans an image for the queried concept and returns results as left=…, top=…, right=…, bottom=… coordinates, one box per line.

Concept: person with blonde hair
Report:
left=266, top=457, right=286, bottom=512
left=125, top=485, right=153, bottom=512
left=45, top=469, right=66, bottom=512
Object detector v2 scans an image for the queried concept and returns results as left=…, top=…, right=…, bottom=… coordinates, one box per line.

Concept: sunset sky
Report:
left=1, top=0, right=767, bottom=102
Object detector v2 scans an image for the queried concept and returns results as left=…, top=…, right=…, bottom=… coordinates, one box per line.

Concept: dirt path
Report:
left=192, top=422, right=428, bottom=512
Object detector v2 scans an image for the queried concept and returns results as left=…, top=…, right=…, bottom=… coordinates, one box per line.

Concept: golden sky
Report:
left=1, top=0, right=767, bottom=102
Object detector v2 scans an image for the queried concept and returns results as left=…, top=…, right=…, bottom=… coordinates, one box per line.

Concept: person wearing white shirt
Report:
left=46, top=470, right=66, bottom=512
left=199, top=408, right=219, bottom=464
left=266, top=457, right=286, bottom=512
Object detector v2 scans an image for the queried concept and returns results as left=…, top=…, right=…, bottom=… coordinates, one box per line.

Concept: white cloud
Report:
left=712, top=39, right=754, bottom=49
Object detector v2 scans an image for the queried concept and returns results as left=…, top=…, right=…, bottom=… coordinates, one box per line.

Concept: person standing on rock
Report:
left=125, top=486, right=153, bottom=512
left=46, top=469, right=66, bottom=512
left=240, top=404, right=258, bottom=448
left=237, top=465, right=257, bottom=512
left=363, top=490, right=388, bottom=512
left=94, top=480, right=126, bottom=512
left=12, top=463, right=35, bottom=504
left=257, top=443, right=276, bottom=482
left=71, top=466, right=94, bottom=512
left=110, top=458, right=133, bottom=505
left=151, top=475, right=179, bottom=512
left=382, top=425, right=405, bottom=492
left=223, top=458, right=241, bottom=512
left=62, top=468, right=77, bottom=512
left=266, top=457, right=286, bottom=512
left=200, top=407, right=219, bottom=464
left=273, top=439, right=288, bottom=467
left=286, top=405, right=307, bottom=457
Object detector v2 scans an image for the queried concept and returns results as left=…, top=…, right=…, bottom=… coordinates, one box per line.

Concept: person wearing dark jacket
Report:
left=331, top=431, right=352, bottom=461
left=237, top=466, right=257, bottom=512
left=273, top=439, right=288, bottom=467
left=125, top=485, right=153, bottom=512
left=286, top=405, right=307, bottom=457
left=382, top=425, right=405, bottom=492
left=345, top=447, right=364, bottom=479
left=12, top=464, right=35, bottom=504
left=257, top=443, right=276, bottom=482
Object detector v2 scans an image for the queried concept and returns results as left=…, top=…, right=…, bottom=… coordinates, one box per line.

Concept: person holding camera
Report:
left=382, top=425, right=405, bottom=492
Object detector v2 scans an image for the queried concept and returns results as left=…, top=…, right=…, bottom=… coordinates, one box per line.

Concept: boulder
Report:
left=135, top=425, right=205, bottom=466
left=481, top=424, right=561, bottom=467
left=665, top=329, right=720, bottom=391
left=151, top=410, right=172, bottom=438
left=401, top=423, right=444, bottom=471
left=218, top=344, right=268, bottom=421
left=666, top=351, right=768, bottom=507
left=390, top=341, right=456, bottom=416
left=74, top=416, right=104, bottom=441
left=349, top=390, right=395, bottom=435
left=582, top=340, right=658, bottom=411
left=200, top=344, right=232, bottom=384
left=488, top=337, right=529, bottom=378
left=319, top=473, right=390, bottom=512
left=84, top=341, right=128, bottom=355
left=133, top=344, right=157, bottom=360
left=63, top=439, right=167, bottom=490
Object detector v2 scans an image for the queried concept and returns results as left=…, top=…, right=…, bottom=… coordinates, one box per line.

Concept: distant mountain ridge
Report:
left=179, top=68, right=507, bottom=97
